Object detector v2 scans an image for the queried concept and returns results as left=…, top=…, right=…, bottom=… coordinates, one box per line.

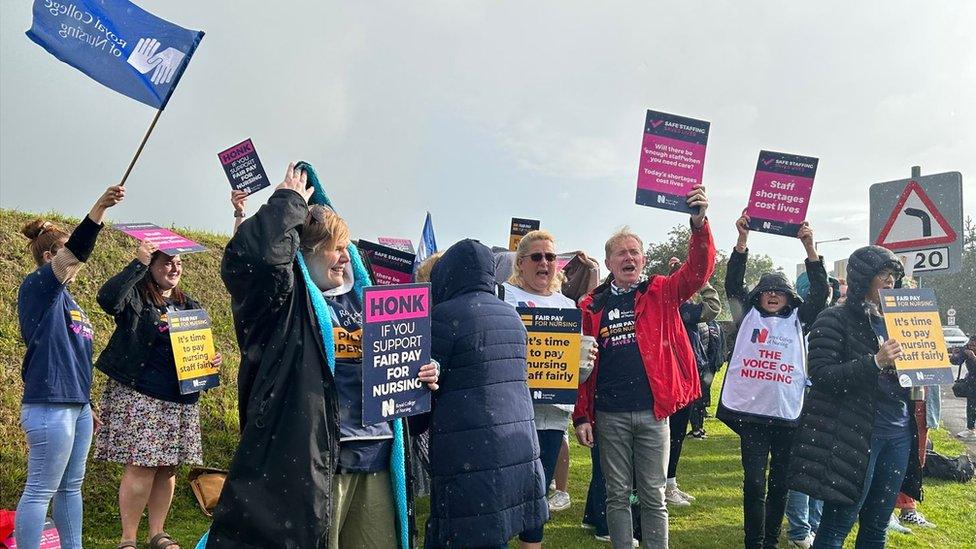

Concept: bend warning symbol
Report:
left=875, top=181, right=957, bottom=249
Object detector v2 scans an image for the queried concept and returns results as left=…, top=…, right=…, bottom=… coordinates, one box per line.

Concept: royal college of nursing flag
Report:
left=26, top=0, right=204, bottom=109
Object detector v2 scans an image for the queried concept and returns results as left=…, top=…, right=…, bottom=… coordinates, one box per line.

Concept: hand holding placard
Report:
left=875, top=339, right=903, bottom=369
left=687, top=185, right=709, bottom=228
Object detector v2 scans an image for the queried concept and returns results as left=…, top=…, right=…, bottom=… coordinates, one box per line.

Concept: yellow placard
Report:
left=172, top=327, right=217, bottom=381
left=527, top=331, right=582, bottom=389
left=883, top=310, right=949, bottom=371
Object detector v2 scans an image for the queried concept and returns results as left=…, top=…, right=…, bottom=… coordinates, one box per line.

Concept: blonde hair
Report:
left=300, top=205, right=350, bottom=254
left=604, top=226, right=644, bottom=259
left=508, top=229, right=565, bottom=294
left=21, top=219, right=69, bottom=266
left=414, top=252, right=443, bottom=283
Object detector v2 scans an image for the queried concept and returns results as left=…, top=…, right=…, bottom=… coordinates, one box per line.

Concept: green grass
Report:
left=2, top=208, right=974, bottom=548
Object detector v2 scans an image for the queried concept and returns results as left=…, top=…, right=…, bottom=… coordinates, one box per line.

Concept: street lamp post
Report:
left=815, top=236, right=851, bottom=250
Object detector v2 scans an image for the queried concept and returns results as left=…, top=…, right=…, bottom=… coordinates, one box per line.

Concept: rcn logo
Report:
left=608, top=308, right=621, bottom=321
left=751, top=328, right=769, bottom=344
left=126, top=38, right=185, bottom=86
left=381, top=398, right=396, bottom=418
left=656, top=195, right=667, bottom=204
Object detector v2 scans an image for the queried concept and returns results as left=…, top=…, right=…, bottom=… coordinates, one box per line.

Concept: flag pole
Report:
left=118, top=108, right=164, bottom=186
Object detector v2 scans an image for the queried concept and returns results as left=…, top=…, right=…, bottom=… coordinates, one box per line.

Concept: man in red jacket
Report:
left=574, top=185, right=715, bottom=548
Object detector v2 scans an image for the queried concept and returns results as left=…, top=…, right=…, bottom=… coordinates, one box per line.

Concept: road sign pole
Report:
left=911, top=165, right=921, bottom=179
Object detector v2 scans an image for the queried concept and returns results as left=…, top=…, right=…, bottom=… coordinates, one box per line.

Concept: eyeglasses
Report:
left=761, top=290, right=786, bottom=297
left=875, top=271, right=896, bottom=281
left=528, top=252, right=557, bottom=263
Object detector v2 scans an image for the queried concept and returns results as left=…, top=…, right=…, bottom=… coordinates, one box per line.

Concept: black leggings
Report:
left=667, top=406, right=691, bottom=479
left=967, top=395, right=975, bottom=430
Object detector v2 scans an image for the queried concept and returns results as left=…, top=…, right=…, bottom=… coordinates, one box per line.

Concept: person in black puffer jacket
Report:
left=411, top=239, right=548, bottom=548
left=790, top=245, right=923, bottom=549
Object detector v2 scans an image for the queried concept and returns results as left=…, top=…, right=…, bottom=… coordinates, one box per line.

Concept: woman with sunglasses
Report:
left=501, top=229, right=597, bottom=549
left=790, top=247, right=923, bottom=548
left=718, top=210, right=828, bottom=549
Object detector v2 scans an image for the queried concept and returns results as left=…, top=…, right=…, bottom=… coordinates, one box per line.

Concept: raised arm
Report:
left=665, top=185, right=716, bottom=304
left=698, top=282, right=721, bottom=323
left=795, top=222, right=829, bottom=328
left=51, top=185, right=125, bottom=284
left=97, top=240, right=156, bottom=316
left=220, top=164, right=313, bottom=318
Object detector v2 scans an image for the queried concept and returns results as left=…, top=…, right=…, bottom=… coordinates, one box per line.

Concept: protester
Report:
left=688, top=319, right=724, bottom=440
left=890, top=386, right=939, bottom=532
left=950, top=336, right=976, bottom=441
left=94, top=242, right=221, bottom=549
left=209, top=163, right=434, bottom=548
left=412, top=238, right=548, bottom=548
left=573, top=185, right=715, bottom=549
left=790, top=246, right=923, bottom=549
left=409, top=252, right=443, bottom=500
left=718, top=212, right=828, bottom=549
left=15, top=185, right=125, bottom=549
left=230, top=190, right=247, bottom=233
left=501, top=230, right=598, bottom=544
left=667, top=257, right=721, bottom=507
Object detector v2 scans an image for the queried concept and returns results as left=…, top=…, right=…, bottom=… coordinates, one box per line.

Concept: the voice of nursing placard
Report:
left=361, top=283, right=432, bottom=425
left=169, top=309, right=219, bottom=394
left=879, top=288, right=954, bottom=387
left=746, top=150, right=818, bottom=237
left=519, top=307, right=582, bottom=404
left=635, top=109, right=710, bottom=214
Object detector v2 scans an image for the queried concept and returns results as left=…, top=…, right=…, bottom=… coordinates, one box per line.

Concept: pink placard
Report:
left=745, top=150, right=818, bottom=237
left=364, top=285, right=430, bottom=323
left=114, top=223, right=206, bottom=254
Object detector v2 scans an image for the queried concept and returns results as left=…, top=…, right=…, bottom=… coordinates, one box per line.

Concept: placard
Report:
left=358, top=240, right=416, bottom=285
left=747, top=150, right=818, bottom=237
left=518, top=307, right=582, bottom=404
left=362, top=284, right=432, bottom=425
left=114, top=223, right=206, bottom=254
left=635, top=109, right=710, bottom=214
left=378, top=237, right=415, bottom=253
left=218, top=138, right=270, bottom=195
left=509, top=218, right=541, bottom=250
left=879, top=288, right=954, bottom=387
left=169, top=309, right=219, bottom=394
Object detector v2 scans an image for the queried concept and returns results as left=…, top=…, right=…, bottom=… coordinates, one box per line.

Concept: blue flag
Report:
left=413, top=211, right=438, bottom=272
left=26, top=0, right=204, bottom=109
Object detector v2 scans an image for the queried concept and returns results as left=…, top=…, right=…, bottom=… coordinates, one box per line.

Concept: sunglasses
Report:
left=527, top=252, right=557, bottom=263
left=761, top=290, right=786, bottom=297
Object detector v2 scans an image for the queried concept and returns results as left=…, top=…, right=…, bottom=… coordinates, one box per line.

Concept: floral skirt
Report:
left=94, top=379, right=202, bottom=467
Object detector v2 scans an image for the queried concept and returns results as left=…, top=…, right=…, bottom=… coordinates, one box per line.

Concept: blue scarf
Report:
left=295, top=161, right=410, bottom=549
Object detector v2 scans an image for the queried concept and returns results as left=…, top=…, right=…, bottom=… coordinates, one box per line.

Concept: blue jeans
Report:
left=785, top=490, right=823, bottom=541
left=812, top=432, right=911, bottom=549
left=15, top=403, right=92, bottom=549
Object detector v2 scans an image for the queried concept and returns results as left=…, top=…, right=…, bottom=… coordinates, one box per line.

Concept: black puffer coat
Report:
left=413, top=239, right=548, bottom=548
left=789, top=245, right=922, bottom=505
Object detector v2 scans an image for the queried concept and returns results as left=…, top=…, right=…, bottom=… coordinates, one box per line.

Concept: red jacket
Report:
left=573, top=220, right=716, bottom=423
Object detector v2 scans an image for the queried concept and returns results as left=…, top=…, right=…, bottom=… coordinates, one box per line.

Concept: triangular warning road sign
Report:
left=875, top=181, right=957, bottom=249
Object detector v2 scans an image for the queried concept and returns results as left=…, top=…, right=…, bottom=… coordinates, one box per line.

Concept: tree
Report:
left=642, top=225, right=779, bottom=320
left=928, top=215, right=976, bottom=335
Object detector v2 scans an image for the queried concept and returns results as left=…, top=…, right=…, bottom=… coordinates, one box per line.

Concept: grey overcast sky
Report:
left=2, top=1, right=974, bottom=275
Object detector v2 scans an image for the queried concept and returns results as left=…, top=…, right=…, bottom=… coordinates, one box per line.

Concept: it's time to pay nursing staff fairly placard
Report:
left=169, top=309, right=219, bottom=394
left=362, top=283, right=432, bottom=425
left=519, top=307, right=582, bottom=404
left=879, top=288, right=954, bottom=387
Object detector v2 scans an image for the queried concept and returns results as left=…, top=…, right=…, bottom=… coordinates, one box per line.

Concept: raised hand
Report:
left=136, top=240, right=158, bottom=266
left=798, top=221, right=818, bottom=260
left=687, top=184, right=709, bottom=228
left=231, top=190, right=248, bottom=214
left=276, top=162, right=314, bottom=202
left=735, top=209, right=750, bottom=252
left=89, top=185, right=125, bottom=225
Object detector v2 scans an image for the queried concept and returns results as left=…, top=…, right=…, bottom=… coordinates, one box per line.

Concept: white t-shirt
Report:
left=502, top=282, right=577, bottom=431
